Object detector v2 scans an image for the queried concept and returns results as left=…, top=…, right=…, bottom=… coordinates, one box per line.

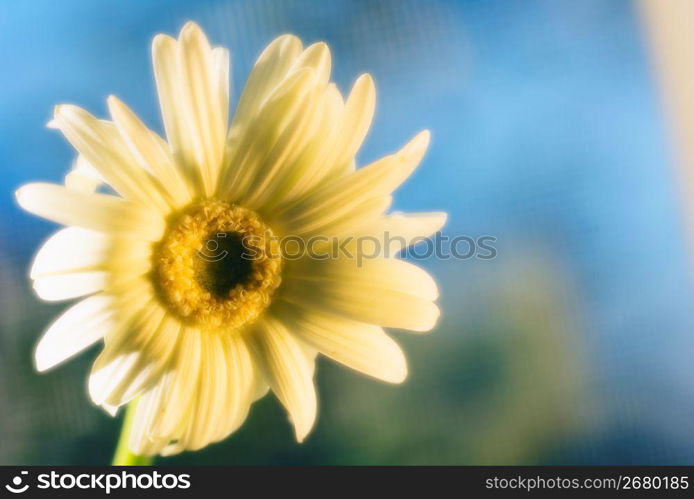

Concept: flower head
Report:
left=16, top=22, right=446, bottom=455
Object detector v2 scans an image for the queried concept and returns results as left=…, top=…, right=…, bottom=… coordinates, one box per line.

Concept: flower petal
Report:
left=279, top=194, right=392, bottom=236
left=31, top=227, right=109, bottom=278
left=278, top=131, right=430, bottom=228
left=152, top=23, right=227, bottom=196
left=88, top=300, right=159, bottom=402
left=177, top=22, right=226, bottom=194
left=211, top=46, right=230, bottom=133
left=148, top=328, right=203, bottom=440
left=89, top=305, right=179, bottom=408
left=238, top=84, right=324, bottom=210
left=330, top=73, right=376, bottom=173
left=218, top=67, right=319, bottom=202
left=34, top=294, right=116, bottom=372
left=152, top=34, right=193, bottom=175
left=280, top=272, right=440, bottom=332
left=262, top=83, right=346, bottom=206
left=30, top=227, right=152, bottom=279
left=64, top=155, right=103, bottom=193
left=33, top=271, right=109, bottom=302
left=128, top=380, right=173, bottom=455
left=248, top=316, right=317, bottom=442
left=357, top=212, right=448, bottom=254
left=286, top=257, right=439, bottom=301
left=221, top=37, right=349, bottom=208
left=52, top=105, right=171, bottom=213
left=275, top=73, right=375, bottom=201
left=181, top=334, right=229, bottom=450
left=278, top=303, right=407, bottom=383
left=216, top=334, right=255, bottom=440
left=304, top=211, right=447, bottom=260
left=291, top=42, right=331, bottom=84
left=16, top=183, right=166, bottom=240
left=107, top=95, right=192, bottom=207
left=229, top=34, right=303, bottom=137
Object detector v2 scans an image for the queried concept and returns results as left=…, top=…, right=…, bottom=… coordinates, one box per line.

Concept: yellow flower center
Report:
left=152, top=199, right=282, bottom=331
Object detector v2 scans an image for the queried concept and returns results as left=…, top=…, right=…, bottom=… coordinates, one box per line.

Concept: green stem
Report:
left=112, top=401, right=154, bottom=466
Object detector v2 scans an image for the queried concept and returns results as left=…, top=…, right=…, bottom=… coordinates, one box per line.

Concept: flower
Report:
left=16, top=22, right=446, bottom=456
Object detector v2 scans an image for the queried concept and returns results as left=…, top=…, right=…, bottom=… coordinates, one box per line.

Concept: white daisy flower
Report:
left=16, top=22, right=445, bottom=457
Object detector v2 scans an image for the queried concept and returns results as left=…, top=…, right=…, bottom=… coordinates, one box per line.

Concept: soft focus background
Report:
left=2, top=0, right=694, bottom=465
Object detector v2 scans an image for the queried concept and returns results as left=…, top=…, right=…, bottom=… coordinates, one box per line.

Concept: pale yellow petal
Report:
left=249, top=367, right=270, bottom=402
left=286, top=257, right=439, bottom=301
left=218, top=68, right=318, bottom=201
left=152, top=33, right=195, bottom=175
left=52, top=105, right=170, bottom=213
left=34, top=294, right=116, bottom=372
left=274, top=74, right=374, bottom=201
left=33, top=272, right=109, bottom=302
left=129, top=383, right=172, bottom=455
left=182, top=334, right=229, bottom=450
left=30, top=227, right=152, bottom=279
left=302, top=211, right=447, bottom=260
left=88, top=299, right=165, bottom=406
left=291, top=42, right=331, bottom=84
left=228, top=34, right=303, bottom=137
left=148, top=328, right=202, bottom=440
left=279, top=194, right=392, bottom=236
left=16, top=183, right=166, bottom=240
left=211, top=46, right=230, bottom=133
left=64, top=155, right=103, bottom=193
left=256, top=83, right=346, bottom=208
left=332, top=73, right=376, bottom=171
left=31, top=227, right=110, bottom=278
left=90, top=308, right=180, bottom=408
left=276, top=131, right=429, bottom=233
left=177, top=22, right=226, bottom=194
left=107, top=95, right=192, bottom=207
left=239, top=85, right=323, bottom=209
left=248, top=316, right=317, bottom=442
left=355, top=211, right=448, bottom=254
left=102, top=403, right=119, bottom=417
left=216, top=334, right=255, bottom=440
left=115, top=316, right=181, bottom=407
left=277, top=303, right=407, bottom=383
left=278, top=131, right=430, bottom=226
left=280, top=273, right=440, bottom=332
